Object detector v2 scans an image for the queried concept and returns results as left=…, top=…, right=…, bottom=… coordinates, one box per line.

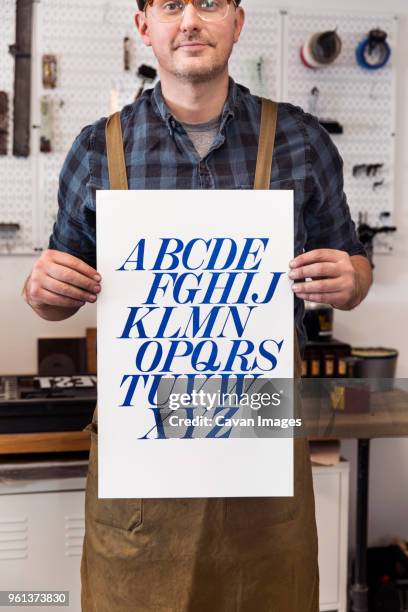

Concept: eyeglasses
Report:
left=145, top=0, right=236, bottom=23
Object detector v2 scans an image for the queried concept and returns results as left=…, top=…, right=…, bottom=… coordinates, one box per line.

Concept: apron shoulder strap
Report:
left=254, top=98, right=302, bottom=373
left=105, top=111, right=129, bottom=190
left=254, top=98, right=278, bottom=190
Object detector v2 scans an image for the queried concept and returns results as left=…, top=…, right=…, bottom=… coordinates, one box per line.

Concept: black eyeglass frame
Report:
left=143, top=0, right=239, bottom=23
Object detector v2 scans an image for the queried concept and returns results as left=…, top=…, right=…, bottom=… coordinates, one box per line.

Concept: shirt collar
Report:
left=152, top=76, right=239, bottom=135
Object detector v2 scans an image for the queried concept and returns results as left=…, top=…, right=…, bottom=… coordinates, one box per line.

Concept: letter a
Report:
left=116, top=239, right=146, bottom=271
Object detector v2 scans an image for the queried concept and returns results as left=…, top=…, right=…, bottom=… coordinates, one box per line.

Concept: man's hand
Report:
left=288, top=249, right=372, bottom=310
left=23, top=250, right=101, bottom=321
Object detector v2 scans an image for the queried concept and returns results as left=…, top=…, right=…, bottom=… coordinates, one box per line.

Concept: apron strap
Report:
left=254, top=98, right=278, bottom=190
left=254, top=98, right=302, bottom=374
left=105, top=111, right=129, bottom=190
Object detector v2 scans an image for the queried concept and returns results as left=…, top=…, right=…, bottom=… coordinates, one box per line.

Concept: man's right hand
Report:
left=23, top=250, right=101, bottom=320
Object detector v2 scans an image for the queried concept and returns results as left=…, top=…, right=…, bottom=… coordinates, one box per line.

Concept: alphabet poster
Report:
left=96, top=190, right=295, bottom=498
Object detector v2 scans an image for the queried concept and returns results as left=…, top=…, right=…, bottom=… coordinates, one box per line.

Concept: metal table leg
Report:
left=350, top=438, right=370, bottom=612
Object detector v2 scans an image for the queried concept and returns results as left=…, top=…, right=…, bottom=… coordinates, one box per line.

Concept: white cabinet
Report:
left=313, top=461, right=350, bottom=612
left=0, top=461, right=349, bottom=612
left=0, top=474, right=86, bottom=612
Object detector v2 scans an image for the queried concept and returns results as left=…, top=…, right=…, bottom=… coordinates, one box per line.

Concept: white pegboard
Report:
left=37, top=0, right=149, bottom=249
left=0, top=0, right=15, bottom=157
left=0, top=0, right=36, bottom=255
left=282, top=9, right=398, bottom=254
left=0, top=2, right=398, bottom=256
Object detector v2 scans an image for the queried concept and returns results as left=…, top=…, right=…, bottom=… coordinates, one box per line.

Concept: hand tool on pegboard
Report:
left=0, top=92, right=9, bottom=155
left=357, top=212, right=397, bottom=267
left=307, top=86, right=344, bottom=134
left=40, top=95, right=53, bottom=153
left=353, top=163, right=384, bottom=178
left=135, top=64, right=157, bottom=99
left=356, top=28, right=391, bottom=71
left=301, top=29, right=342, bottom=68
left=123, top=37, right=131, bottom=71
left=42, top=54, right=57, bottom=88
left=9, top=0, right=33, bottom=157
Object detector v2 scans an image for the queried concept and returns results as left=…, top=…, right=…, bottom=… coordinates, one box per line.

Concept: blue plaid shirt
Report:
left=49, top=77, right=367, bottom=354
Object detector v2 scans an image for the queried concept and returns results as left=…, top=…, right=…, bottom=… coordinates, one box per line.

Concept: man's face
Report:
left=135, top=1, right=245, bottom=84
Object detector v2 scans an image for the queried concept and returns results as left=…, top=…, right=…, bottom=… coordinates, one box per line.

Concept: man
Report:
left=23, top=0, right=372, bottom=609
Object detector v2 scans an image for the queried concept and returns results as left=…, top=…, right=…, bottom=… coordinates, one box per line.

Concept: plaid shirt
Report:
left=49, top=77, right=367, bottom=354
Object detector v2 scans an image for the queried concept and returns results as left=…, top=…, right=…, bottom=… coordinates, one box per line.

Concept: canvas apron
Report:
left=80, top=98, right=319, bottom=612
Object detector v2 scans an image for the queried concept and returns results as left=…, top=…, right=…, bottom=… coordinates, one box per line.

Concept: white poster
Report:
left=96, top=190, right=295, bottom=498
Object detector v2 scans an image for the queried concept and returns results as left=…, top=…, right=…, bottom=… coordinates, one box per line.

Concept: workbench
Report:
left=303, top=385, right=408, bottom=612
left=1, top=384, right=407, bottom=612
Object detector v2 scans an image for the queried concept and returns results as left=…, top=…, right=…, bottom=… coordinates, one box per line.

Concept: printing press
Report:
left=0, top=375, right=97, bottom=434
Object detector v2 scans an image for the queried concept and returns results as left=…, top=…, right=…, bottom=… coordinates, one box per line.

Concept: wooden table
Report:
left=0, top=430, right=91, bottom=454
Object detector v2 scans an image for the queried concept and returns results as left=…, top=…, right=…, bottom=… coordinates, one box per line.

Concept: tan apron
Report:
left=80, top=98, right=319, bottom=611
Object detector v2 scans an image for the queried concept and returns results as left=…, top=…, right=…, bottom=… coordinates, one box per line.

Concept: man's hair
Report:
left=136, top=0, right=241, bottom=10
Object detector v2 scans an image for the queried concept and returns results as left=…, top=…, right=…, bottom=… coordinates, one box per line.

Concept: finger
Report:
left=292, top=278, right=342, bottom=294
left=294, top=292, right=344, bottom=304
left=289, top=262, right=338, bottom=280
left=48, top=250, right=101, bottom=281
left=31, top=288, right=86, bottom=309
left=42, top=276, right=99, bottom=303
left=289, top=249, right=344, bottom=268
left=45, top=262, right=101, bottom=294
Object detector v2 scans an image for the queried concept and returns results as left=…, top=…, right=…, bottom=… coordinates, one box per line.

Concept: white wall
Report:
left=0, top=257, right=96, bottom=375
left=1, top=0, right=407, bottom=560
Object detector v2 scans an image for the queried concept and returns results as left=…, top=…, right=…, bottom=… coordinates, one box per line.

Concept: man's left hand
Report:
left=288, top=249, right=372, bottom=310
